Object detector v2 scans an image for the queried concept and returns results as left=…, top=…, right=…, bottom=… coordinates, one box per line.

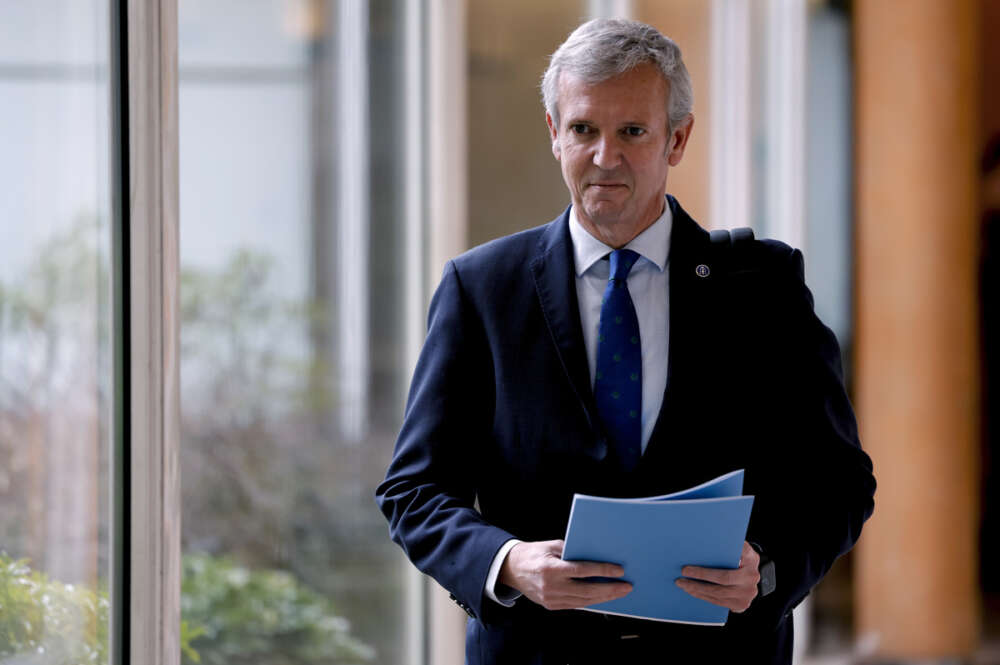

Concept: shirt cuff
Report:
left=484, top=539, right=523, bottom=607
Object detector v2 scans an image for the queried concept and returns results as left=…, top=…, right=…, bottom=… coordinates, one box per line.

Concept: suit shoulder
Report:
left=449, top=220, right=554, bottom=280
left=752, top=237, right=796, bottom=262
left=734, top=237, right=802, bottom=280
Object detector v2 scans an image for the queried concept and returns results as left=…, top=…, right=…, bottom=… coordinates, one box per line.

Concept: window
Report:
left=177, top=2, right=423, bottom=662
left=0, top=1, right=116, bottom=661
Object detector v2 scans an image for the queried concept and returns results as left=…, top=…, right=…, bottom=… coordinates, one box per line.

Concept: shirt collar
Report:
left=568, top=198, right=672, bottom=277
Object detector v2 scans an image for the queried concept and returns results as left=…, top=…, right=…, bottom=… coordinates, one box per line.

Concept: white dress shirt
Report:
left=484, top=201, right=673, bottom=606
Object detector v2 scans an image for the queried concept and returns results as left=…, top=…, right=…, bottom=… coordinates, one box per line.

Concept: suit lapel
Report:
left=529, top=209, right=606, bottom=459
left=646, top=196, right=714, bottom=453
left=528, top=199, right=716, bottom=464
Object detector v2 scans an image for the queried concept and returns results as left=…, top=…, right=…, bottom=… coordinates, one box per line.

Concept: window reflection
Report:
left=0, top=1, right=113, bottom=662
left=179, top=1, right=411, bottom=662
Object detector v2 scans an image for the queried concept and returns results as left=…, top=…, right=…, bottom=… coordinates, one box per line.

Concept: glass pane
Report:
left=0, top=1, right=114, bottom=662
left=178, top=1, right=412, bottom=663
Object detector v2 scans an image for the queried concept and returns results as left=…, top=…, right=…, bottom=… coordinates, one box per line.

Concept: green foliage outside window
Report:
left=0, top=554, right=108, bottom=665
left=181, top=553, right=374, bottom=665
left=0, top=553, right=374, bottom=665
left=1, top=232, right=391, bottom=664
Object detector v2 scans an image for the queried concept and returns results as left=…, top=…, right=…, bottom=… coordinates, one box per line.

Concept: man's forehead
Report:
left=557, top=62, right=666, bottom=90
left=555, top=65, right=669, bottom=122
left=557, top=68, right=668, bottom=104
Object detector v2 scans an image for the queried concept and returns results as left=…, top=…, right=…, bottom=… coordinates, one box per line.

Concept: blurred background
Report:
left=0, top=0, right=996, bottom=663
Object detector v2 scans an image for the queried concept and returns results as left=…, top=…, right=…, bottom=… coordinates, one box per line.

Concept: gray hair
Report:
left=541, top=18, right=693, bottom=131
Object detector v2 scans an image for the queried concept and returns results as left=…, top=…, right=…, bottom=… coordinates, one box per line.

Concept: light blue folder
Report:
left=561, top=470, right=754, bottom=625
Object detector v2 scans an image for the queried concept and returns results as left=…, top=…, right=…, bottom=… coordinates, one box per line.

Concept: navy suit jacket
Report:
left=376, top=197, right=875, bottom=664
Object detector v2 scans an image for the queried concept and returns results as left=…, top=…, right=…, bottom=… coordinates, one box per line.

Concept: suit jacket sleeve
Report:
left=375, top=260, right=515, bottom=621
left=740, top=244, right=876, bottom=630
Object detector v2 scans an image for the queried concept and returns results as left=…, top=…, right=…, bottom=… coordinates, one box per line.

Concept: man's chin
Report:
left=583, top=203, right=629, bottom=227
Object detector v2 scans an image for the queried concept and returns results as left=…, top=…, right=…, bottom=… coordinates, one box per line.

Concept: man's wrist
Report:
left=498, top=541, right=521, bottom=589
left=485, top=539, right=523, bottom=606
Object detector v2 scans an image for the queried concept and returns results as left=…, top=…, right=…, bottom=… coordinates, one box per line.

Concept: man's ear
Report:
left=545, top=112, right=561, bottom=160
left=667, top=114, right=694, bottom=167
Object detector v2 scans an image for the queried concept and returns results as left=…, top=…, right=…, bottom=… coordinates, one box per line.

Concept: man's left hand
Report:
left=674, top=541, right=760, bottom=613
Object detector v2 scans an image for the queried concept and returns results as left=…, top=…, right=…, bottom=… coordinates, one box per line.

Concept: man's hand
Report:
left=674, top=540, right=760, bottom=613
left=498, top=539, right=633, bottom=611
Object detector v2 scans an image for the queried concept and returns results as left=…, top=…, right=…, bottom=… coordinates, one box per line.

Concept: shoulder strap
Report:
left=709, top=229, right=731, bottom=246
left=709, top=227, right=755, bottom=248
left=731, top=227, right=754, bottom=245
left=708, top=227, right=756, bottom=274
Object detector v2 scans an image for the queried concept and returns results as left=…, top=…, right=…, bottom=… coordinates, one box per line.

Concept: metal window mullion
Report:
left=404, top=1, right=429, bottom=661
left=108, top=0, right=129, bottom=661
left=336, top=0, right=370, bottom=443
left=125, top=0, right=180, bottom=664
left=763, top=0, right=807, bottom=250
left=761, top=2, right=810, bottom=659
left=709, top=0, right=752, bottom=231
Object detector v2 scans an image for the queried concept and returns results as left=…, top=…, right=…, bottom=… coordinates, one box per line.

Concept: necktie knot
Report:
left=609, top=249, right=640, bottom=283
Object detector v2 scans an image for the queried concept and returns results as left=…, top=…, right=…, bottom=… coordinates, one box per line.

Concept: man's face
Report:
left=546, top=63, right=692, bottom=246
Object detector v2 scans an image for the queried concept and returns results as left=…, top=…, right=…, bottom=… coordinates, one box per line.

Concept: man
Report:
left=377, top=18, right=874, bottom=664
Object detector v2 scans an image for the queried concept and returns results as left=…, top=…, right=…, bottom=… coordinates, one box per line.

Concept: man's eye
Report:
left=570, top=124, right=591, bottom=135
left=624, top=126, right=645, bottom=137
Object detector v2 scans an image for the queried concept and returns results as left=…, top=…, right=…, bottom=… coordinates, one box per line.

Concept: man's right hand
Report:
left=498, top=539, right=632, bottom=611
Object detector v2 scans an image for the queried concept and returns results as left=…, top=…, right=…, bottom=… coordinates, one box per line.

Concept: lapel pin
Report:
left=695, top=264, right=710, bottom=278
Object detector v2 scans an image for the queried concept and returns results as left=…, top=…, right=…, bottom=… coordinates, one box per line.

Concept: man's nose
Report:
left=592, top=135, right=623, bottom=170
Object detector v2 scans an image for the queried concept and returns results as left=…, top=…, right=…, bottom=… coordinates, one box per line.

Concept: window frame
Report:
left=114, top=1, right=456, bottom=662
left=115, top=0, right=181, bottom=663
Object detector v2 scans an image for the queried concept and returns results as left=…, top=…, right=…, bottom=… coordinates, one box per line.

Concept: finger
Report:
left=571, top=579, right=633, bottom=598
left=540, top=539, right=566, bottom=556
left=676, top=580, right=730, bottom=608
left=676, top=578, right=755, bottom=611
left=681, top=565, right=759, bottom=590
left=680, top=565, right=741, bottom=586
left=739, top=542, right=759, bottom=568
left=563, top=560, right=626, bottom=579
left=675, top=578, right=720, bottom=600
left=559, top=581, right=633, bottom=606
left=538, top=581, right=632, bottom=610
left=675, top=578, right=741, bottom=600
left=557, top=578, right=631, bottom=596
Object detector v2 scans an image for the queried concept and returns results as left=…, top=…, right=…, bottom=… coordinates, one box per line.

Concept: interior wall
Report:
left=466, top=0, right=587, bottom=247
left=634, top=0, right=711, bottom=226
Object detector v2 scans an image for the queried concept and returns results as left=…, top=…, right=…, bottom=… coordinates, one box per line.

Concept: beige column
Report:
left=634, top=0, right=711, bottom=224
left=854, top=0, right=981, bottom=658
left=428, top=3, right=470, bottom=664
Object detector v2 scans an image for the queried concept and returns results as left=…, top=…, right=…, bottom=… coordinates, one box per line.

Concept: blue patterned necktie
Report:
left=595, top=249, right=642, bottom=471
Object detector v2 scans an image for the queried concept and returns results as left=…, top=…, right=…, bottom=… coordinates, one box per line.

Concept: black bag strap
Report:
left=709, top=227, right=755, bottom=248
left=707, top=227, right=755, bottom=275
